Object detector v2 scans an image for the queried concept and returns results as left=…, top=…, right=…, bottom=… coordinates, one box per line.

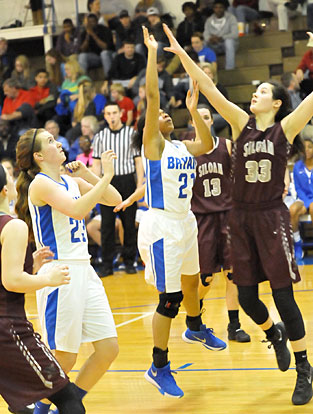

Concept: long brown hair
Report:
left=15, top=128, right=44, bottom=241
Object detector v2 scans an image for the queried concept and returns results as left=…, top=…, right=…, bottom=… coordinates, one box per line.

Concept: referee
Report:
left=92, top=102, right=144, bottom=277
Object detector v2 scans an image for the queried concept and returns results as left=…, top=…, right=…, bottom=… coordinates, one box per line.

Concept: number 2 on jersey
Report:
left=69, top=218, right=87, bottom=243
left=178, top=173, right=195, bottom=198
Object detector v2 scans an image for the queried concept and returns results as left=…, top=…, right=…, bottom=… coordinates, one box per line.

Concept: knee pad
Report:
left=272, top=286, right=305, bottom=341
left=226, top=272, right=233, bottom=281
left=156, top=291, right=183, bottom=318
left=238, top=285, right=269, bottom=325
left=49, top=382, right=85, bottom=414
left=200, top=273, right=213, bottom=287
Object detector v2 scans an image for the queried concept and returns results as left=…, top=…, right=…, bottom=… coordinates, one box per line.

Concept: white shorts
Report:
left=138, top=209, right=200, bottom=293
left=36, top=261, right=117, bottom=353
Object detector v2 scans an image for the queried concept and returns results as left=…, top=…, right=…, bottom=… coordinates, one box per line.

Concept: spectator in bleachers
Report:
left=56, top=18, right=80, bottom=60
left=191, top=32, right=217, bottom=73
left=110, top=83, right=135, bottom=126
left=199, top=62, right=229, bottom=133
left=204, top=0, right=238, bottom=70
left=132, top=54, right=174, bottom=109
left=78, top=13, right=115, bottom=78
left=135, top=0, right=164, bottom=15
left=87, top=0, right=105, bottom=25
left=266, top=0, right=296, bottom=32
left=66, top=77, right=106, bottom=142
left=44, top=119, right=70, bottom=155
left=281, top=72, right=302, bottom=110
left=0, top=38, right=15, bottom=84
left=0, top=119, right=18, bottom=161
left=29, top=68, right=58, bottom=127
left=293, top=137, right=313, bottom=228
left=29, top=0, right=43, bottom=25
left=228, top=0, right=261, bottom=36
left=45, top=48, right=65, bottom=87
left=68, top=115, right=99, bottom=161
left=113, top=10, right=138, bottom=53
left=54, top=60, right=87, bottom=135
left=76, top=135, right=94, bottom=167
left=177, top=2, right=205, bottom=48
left=11, top=55, right=34, bottom=90
left=135, top=84, right=147, bottom=124
left=295, top=32, right=313, bottom=97
left=99, top=0, right=130, bottom=27
left=146, top=7, right=169, bottom=56
left=1, top=78, right=36, bottom=136
left=108, top=40, right=146, bottom=91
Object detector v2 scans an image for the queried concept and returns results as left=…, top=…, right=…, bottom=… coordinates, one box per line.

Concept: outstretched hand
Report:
left=163, top=23, right=184, bottom=56
left=186, top=81, right=199, bottom=113
left=307, top=31, right=313, bottom=42
left=113, top=197, right=134, bottom=212
left=142, top=26, right=158, bottom=50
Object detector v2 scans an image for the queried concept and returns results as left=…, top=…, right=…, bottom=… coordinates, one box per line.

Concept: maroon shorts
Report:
left=0, top=317, right=68, bottom=412
left=195, top=211, right=231, bottom=274
left=228, top=204, right=300, bottom=289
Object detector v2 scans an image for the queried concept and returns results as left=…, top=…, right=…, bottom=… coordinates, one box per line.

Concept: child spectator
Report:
left=76, top=135, right=93, bottom=167
left=29, top=68, right=58, bottom=126
left=110, top=83, right=135, bottom=126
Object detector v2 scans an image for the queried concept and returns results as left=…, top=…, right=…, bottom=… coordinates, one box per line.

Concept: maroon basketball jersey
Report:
left=191, top=137, right=232, bottom=214
left=0, top=215, right=33, bottom=317
left=232, top=116, right=290, bottom=205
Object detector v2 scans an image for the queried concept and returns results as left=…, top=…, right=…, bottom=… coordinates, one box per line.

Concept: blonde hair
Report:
left=73, top=80, right=95, bottom=123
left=200, top=62, right=217, bottom=84
left=12, top=55, right=31, bottom=80
left=110, top=83, right=126, bottom=97
left=81, top=115, right=99, bottom=135
left=65, top=58, right=85, bottom=81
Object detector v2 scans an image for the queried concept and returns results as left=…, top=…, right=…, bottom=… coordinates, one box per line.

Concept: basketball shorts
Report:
left=36, top=261, right=117, bottom=353
left=195, top=210, right=231, bottom=274
left=0, top=317, right=68, bottom=412
left=138, top=208, right=200, bottom=293
left=229, top=204, right=301, bottom=289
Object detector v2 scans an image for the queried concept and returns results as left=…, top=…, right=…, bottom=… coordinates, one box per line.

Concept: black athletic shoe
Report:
left=264, top=322, right=291, bottom=372
left=97, top=265, right=114, bottom=278
left=125, top=264, right=137, bottom=274
left=292, top=361, right=313, bottom=405
left=227, top=323, right=251, bottom=343
left=8, top=404, right=35, bottom=414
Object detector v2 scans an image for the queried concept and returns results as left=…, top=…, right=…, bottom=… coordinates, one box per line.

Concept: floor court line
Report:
left=70, top=367, right=296, bottom=373
left=115, top=312, right=153, bottom=328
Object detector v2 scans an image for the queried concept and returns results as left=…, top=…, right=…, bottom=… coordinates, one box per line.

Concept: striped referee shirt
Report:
left=92, top=125, right=140, bottom=176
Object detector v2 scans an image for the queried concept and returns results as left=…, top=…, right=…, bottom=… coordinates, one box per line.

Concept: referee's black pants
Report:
left=100, top=173, right=137, bottom=269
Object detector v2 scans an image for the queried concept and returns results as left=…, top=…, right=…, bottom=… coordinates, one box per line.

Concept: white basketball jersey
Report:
left=29, top=173, right=89, bottom=260
left=142, top=140, right=196, bottom=214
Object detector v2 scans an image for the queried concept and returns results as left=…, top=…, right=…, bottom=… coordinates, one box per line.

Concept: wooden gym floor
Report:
left=1, top=264, right=313, bottom=413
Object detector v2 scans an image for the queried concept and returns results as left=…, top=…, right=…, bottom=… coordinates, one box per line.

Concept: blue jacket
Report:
left=293, top=159, right=313, bottom=208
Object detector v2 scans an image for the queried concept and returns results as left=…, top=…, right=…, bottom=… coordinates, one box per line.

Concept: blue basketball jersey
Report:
left=142, top=140, right=196, bottom=214
left=29, top=174, right=89, bottom=260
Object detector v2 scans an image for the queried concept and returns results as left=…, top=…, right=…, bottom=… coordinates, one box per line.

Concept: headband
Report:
left=0, top=164, right=7, bottom=192
left=30, top=128, right=38, bottom=158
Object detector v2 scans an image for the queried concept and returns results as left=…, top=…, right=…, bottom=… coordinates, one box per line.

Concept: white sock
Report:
left=294, top=231, right=301, bottom=243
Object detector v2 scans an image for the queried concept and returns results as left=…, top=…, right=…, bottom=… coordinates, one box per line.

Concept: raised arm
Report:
left=142, top=26, right=164, bottom=160
left=163, top=24, right=249, bottom=136
left=30, top=151, right=120, bottom=220
left=182, top=82, right=213, bottom=156
left=281, top=91, right=313, bottom=143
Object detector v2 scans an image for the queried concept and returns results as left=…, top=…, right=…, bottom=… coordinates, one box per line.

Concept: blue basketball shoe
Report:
left=144, top=362, right=184, bottom=398
left=182, top=324, right=227, bottom=350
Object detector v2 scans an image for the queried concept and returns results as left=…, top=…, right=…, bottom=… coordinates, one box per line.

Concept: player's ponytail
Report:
left=15, top=128, right=44, bottom=241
